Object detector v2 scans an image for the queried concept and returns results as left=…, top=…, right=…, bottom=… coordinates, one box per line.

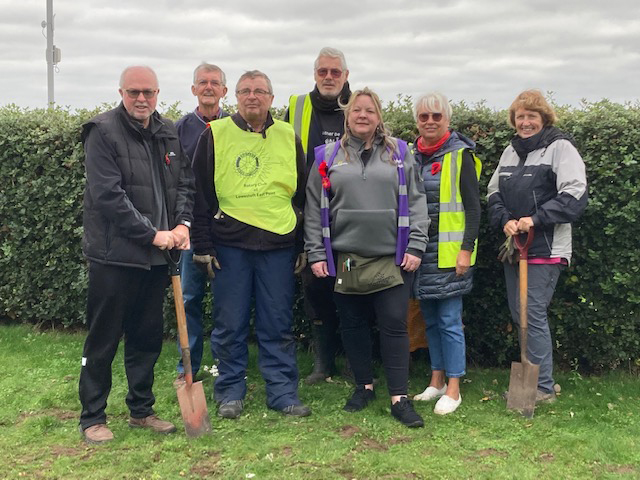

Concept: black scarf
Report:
left=511, top=126, right=576, bottom=161
left=309, top=81, right=351, bottom=113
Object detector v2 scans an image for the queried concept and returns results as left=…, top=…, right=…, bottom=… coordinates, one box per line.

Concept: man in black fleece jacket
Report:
left=284, top=47, right=352, bottom=384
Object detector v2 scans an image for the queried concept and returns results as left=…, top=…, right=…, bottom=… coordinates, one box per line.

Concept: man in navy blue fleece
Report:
left=174, top=63, right=229, bottom=384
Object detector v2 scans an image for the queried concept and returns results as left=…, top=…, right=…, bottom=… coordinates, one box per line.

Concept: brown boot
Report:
left=128, top=415, right=177, bottom=434
left=81, top=424, right=114, bottom=444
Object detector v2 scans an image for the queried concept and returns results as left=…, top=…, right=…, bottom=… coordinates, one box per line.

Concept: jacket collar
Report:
left=116, top=102, right=176, bottom=139
left=231, top=111, right=275, bottom=137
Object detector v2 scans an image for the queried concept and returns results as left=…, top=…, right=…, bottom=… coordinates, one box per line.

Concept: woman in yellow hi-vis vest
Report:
left=411, top=92, right=481, bottom=415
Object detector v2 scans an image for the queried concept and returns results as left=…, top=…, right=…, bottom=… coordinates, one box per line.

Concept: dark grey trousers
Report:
left=504, top=263, right=564, bottom=393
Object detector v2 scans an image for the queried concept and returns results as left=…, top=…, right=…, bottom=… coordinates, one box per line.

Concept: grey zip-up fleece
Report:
left=304, top=134, right=429, bottom=263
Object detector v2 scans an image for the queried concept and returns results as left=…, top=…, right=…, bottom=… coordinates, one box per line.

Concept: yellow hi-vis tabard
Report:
left=288, top=94, right=312, bottom=156
left=438, top=149, right=482, bottom=268
left=210, top=117, right=297, bottom=235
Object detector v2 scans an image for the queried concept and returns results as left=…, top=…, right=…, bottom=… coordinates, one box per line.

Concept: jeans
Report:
left=504, top=263, right=563, bottom=394
left=420, top=295, right=466, bottom=378
left=210, top=245, right=301, bottom=410
left=176, top=246, right=209, bottom=375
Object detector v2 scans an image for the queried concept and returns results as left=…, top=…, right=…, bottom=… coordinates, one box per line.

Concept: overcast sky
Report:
left=1, top=0, right=639, bottom=114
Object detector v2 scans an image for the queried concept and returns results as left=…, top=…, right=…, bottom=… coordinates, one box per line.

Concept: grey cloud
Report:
left=1, top=0, right=639, bottom=111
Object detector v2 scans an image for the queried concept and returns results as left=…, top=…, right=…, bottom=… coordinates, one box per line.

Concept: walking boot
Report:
left=305, top=323, right=336, bottom=384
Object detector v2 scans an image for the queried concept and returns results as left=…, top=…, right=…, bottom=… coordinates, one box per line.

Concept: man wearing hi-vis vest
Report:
left=283, top=47, right=352, bottom=385
left=191, top=70, right=311, bottom=419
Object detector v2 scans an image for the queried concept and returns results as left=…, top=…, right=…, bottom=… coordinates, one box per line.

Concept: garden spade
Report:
left=165, top=251, right=212, bottom=437
left=506, top=228, right=540, bottom=419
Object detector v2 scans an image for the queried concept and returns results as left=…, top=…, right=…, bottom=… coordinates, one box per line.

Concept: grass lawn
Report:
left=0, top=324, right=638, bottom=479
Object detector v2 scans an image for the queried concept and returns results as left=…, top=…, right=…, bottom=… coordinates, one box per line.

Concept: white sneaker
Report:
left=414, top=384, right=447, bottom=401
left=434, top=394, right=462, bottom=415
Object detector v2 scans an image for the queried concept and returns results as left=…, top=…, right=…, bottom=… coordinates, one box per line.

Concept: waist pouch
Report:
left=334, top=252, right=403, bottom=295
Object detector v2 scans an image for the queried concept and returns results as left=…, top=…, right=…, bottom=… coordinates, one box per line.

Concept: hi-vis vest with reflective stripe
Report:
left=438, top=149, right=482, bottom=268
left=288, top=94, right=313, bottom=155
left=210, top=117, right=297, bottom=235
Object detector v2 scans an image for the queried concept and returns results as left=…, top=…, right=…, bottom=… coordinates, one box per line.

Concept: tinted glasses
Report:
left=124, top=89, right=158, bottom=99
left=316, top=68, right=343, bottom=78
left=418, top=112, right=443, bottom=122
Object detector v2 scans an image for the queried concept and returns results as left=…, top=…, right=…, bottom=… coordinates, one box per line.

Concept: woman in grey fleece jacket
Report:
left=304, top=88, right=429, bottom=428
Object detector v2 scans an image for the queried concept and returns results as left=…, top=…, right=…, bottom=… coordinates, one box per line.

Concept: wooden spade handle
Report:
left=164, top=250, right=194, bottom=387
left=515, top=228, right=534, bottom=363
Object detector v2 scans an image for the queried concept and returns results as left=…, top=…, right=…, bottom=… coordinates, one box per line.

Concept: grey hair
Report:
left=314, top=47, right=348, bottom=71
left=119, top=66, right=158, bottom=88
left=193, top=62, right=226, bottom=86
left=235, top=70, right=273, bottom=95
left=413, top=92, right=453, bottom=121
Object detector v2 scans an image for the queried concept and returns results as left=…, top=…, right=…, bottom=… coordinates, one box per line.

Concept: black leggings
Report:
left=333, top=271, right=412, bottom=396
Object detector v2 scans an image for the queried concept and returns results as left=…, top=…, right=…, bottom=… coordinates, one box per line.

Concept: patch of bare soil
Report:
left=538, top=452, right=555, bottom=463
left=17, top=408, right=76, bottom=424
left=605, top=464, right=638, bottom=474
left=465, top=448, right=509, bottom=460
left=388, top=436, right=412, bottom=445
left=356, top=437, right=388, bottom=452
left=281, top=446, right=293, bottom=456
left=378, top=474, right=420, bottom=479
left=338, top=425, right=361, bottom=438
left=189, top=453, right=222, bottom=477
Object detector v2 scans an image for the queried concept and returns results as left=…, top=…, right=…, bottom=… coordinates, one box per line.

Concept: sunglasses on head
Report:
left=316, top=68, right=343, bottom=78
left=418, top=112, right=443, bottom=122
left=124, top=89, right=158, bottom=99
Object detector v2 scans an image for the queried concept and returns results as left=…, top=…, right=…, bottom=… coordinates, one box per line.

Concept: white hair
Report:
left=193, top=63, right=226, bottom=86
left=413, top=92, right=453, bottom=121
left=314, top=47, right=348, bottom=71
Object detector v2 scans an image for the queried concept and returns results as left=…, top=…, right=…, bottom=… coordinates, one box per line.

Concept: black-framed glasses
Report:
left=418, top=112, right=443, bottom=122
left=125, top=89, right=158, bottom=99
left=236, top=88, right=271, bottom=97
left=316, top=68, right=343, bottom=78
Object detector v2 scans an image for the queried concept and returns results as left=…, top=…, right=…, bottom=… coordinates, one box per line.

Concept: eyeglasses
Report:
left=236, top=88, right=271, bottom=97
left=418, top=112, right=444, bottom=122
left=316, top=68, right=343, bottom=79
left=124, top=89, right=158, bottom=99
left=196, top=80, right=223, bottom=88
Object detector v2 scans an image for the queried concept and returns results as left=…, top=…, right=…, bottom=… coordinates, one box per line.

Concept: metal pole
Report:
left=46, top=0, right=54, bottom=106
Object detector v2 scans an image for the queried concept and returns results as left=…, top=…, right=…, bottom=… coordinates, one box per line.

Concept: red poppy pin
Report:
left=165, top=153, right=171, bottom=166
left=319, top=161, right=331, bottom=190
left=431, top=162, right=441, bottom=175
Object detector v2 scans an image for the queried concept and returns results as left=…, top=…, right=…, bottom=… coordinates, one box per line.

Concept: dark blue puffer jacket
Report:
left=414, top=131, right=477, bottom=300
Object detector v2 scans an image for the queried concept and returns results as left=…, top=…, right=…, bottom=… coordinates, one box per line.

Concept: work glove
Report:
left=294, top=252, right=307, bottom=275
left=497, top=236, right=519, bottom=264
left=192, top=253, right=221, bottom=279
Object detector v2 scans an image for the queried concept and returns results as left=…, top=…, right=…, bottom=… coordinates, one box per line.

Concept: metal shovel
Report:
left=506, top=228, right=540, bottom=418
left=165, top=251, right=212, bottom=437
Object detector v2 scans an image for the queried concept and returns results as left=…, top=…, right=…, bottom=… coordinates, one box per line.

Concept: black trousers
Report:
left=79, top=262, right=168, bottom=430
left=333, top=271, right=412, bottom=396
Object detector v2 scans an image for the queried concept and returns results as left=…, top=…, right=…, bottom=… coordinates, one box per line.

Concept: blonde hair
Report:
left=508, top=89, right=557, bottom=128
left=340, top=87, right=397, bottom=164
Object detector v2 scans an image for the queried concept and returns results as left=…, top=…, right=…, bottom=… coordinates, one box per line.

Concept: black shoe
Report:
left=281, top=404, right=312, bottom=417
left=344, top=386, right=376, bottom=412
left=391, top=397, right=424, bottom=428
left=218, top=400, right=244, bottom=419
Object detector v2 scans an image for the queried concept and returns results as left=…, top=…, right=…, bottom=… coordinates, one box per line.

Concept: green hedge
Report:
left=1, top=99, right=638, bottom=372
